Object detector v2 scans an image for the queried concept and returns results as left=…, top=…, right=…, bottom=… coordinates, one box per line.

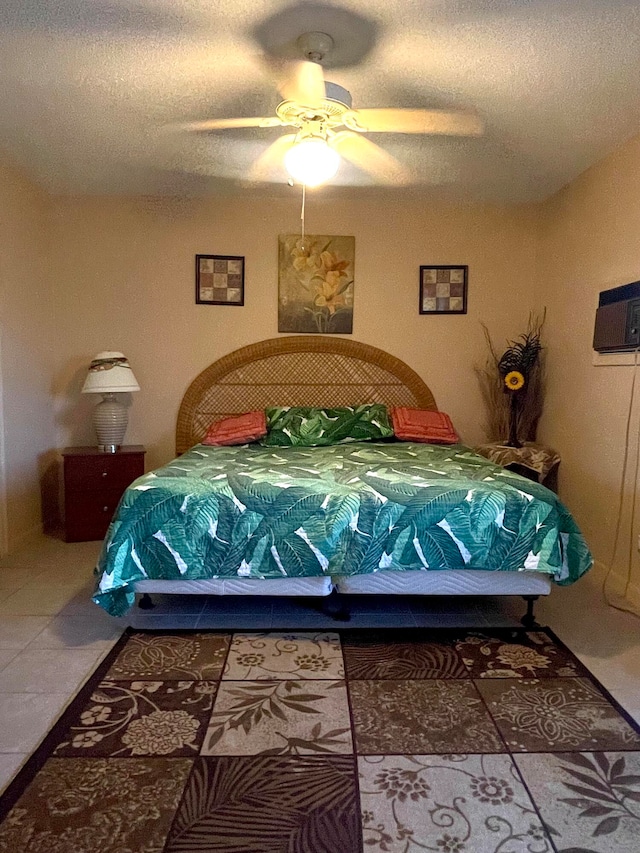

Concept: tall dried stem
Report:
left=475, top=311, right=546, bottom=443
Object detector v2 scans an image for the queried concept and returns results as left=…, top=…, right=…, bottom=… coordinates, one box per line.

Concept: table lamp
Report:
left=81, top=352, right=140, bottom=452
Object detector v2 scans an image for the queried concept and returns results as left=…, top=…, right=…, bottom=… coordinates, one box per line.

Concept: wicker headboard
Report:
left=176, top=336, right=437, bottom=454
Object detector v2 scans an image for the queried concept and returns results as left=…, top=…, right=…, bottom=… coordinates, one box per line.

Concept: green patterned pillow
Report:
left=260, top=405, right=394, bottom=447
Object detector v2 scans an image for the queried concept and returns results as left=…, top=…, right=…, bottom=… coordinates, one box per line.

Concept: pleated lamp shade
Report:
left=82, top=352, right=140, bottom=452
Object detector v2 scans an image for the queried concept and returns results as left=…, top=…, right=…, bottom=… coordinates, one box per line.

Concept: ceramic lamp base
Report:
left=93, top=393, right=127, bottom=452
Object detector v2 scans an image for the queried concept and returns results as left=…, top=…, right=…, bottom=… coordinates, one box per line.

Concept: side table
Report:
left=62, top=445, right=146, bottom=542
left=473, top=442, right=561, bottom=492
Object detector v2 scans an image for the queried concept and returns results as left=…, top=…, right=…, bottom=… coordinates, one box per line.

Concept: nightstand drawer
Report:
left=64, top=453, right=144, bottom=492
left=64, top=491, right=123, bottom=542
left=62, top=446, right=145, bottom=541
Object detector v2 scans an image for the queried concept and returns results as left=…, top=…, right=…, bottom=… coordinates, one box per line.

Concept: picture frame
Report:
left=419, top=265, right=468, bottom=315
left=196, top=254, right=245, bottom=306
left=278, top=234, right=355, bottom=334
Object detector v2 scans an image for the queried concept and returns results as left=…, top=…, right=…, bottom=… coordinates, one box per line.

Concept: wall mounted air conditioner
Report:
left=593, top=280, right=640, bottom=353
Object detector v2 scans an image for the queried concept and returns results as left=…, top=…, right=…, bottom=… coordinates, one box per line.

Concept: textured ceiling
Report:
left=1, top=0, right=639, bottom=201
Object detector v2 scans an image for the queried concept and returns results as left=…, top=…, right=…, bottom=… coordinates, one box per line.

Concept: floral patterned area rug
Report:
left=1, top=627, right=639, bottom=853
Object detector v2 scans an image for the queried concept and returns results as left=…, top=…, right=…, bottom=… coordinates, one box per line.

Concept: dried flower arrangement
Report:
left=476, top=311, right=546, bottom=447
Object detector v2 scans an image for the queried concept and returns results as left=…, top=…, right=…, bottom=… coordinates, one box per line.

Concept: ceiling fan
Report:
left=176, top=32, right=483, bottom=187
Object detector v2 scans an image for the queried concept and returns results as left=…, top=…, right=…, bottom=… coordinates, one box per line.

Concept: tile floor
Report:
left=0, top=534, right=639, bottom=793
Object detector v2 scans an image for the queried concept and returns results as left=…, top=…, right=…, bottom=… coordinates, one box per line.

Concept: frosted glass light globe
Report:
left=284, top=138, right=340, bottom=187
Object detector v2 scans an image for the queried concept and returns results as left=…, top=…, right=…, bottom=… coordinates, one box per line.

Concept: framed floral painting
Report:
left=278, top=235, right=354, bottom=334
left=419, top=265, right=468, bottom=314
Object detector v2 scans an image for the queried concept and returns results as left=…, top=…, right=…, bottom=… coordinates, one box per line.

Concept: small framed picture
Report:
left=419, top=265, right=468, bottom=314
left=196, top=254, right=245, bottom=305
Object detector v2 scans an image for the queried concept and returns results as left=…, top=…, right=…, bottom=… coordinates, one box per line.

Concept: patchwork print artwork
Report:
left=420, top=265, right=468, bottom=314
left=196, top=254, right=244, bottom=305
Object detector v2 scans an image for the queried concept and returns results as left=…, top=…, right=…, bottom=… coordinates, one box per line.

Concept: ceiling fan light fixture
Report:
left=284, top=136, right=340, bottom=187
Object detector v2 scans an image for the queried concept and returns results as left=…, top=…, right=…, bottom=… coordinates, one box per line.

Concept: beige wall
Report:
left=13, top=133, right=640, bottom=576
left=0, top=159, right=56, bottom=551
left=50, top=195, right=539, bottom=471
left=538, top=134, right=640, bottom=607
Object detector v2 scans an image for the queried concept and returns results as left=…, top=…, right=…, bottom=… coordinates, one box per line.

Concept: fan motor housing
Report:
left=275, top=82, right=353, bottom=129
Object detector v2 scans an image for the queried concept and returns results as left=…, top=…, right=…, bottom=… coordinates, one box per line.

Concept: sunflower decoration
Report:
left=504, top=371, right=525, bottom=392
left=497, top=322, right=544, bottom=448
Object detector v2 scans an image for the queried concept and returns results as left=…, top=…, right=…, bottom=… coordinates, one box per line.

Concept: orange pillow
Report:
left=202, top=411, right=267, bottom=446
left=390, top=407, right=459, bottom=444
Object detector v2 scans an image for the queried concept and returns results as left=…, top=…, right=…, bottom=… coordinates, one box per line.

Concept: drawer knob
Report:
left=101, top=471, right=108, bottom=478
left=103, top=506, right=109, bottom=512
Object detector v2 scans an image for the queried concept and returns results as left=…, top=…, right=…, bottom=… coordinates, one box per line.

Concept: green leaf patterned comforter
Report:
left=93, top=442, right=593, bottom=616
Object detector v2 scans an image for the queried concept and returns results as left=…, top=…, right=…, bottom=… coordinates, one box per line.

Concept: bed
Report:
left=92, top=335, right=593, bottom=624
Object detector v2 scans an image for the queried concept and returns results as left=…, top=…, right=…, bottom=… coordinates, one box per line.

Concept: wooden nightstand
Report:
left=62, top=446, right=145, bottom=542
left=474, top=442, right=561, bottom=492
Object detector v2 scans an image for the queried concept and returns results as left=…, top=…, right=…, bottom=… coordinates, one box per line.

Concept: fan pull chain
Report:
left=300, top=183, right=306, bottom=250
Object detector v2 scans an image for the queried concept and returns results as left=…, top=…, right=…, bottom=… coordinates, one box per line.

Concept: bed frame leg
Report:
left=138, top=593, right=155, bottom=610
left=319, top=589, right=351, bottom=622
left=521, top=595, right=539, bottom=628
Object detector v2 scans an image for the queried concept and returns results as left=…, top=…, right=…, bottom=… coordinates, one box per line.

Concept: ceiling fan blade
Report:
left=248, top=134, right=297, bottom=182
left=330, top=131, right=410, bottom=185
left=353, top=109, right=483, bottom=136
left=277, top=60, right=326, bottom=108
left=172, top=116, right=283, bottom=132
